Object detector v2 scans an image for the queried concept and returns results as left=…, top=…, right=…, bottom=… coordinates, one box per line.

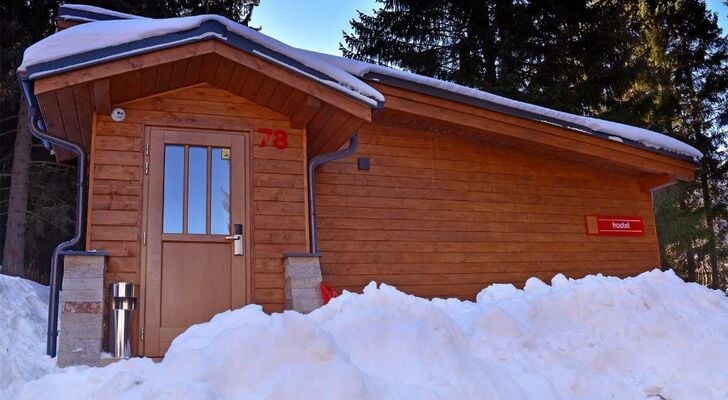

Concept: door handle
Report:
left=225, top=224, right=244, bottom=256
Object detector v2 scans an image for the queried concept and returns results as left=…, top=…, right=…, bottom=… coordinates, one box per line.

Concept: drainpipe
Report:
left=19, top=78, right=86, bottom=357
left=307, top=133, right=358, bottom=254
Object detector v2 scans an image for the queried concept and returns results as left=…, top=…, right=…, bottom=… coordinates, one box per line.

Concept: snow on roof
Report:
left=59, top=4, right=149, bottom=21
left=19, top=15, right=384, bottom=107
left=20, top=17, right=198, bottom=71
left=310, top=51, right=703, bottom=160
left=19, top=5, right=701, bottom=161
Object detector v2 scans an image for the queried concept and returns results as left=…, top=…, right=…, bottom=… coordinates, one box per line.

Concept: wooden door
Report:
left=142, top=127, right=249, bottom=357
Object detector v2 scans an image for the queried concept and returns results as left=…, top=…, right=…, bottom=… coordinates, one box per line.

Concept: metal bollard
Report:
left=109, top=282, right=136, bottom=359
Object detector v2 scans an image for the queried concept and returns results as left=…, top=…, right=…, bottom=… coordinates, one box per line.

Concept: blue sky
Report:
left=250, top=0, right=378, bottom=55
left=251, top=0, right=728, bottom=55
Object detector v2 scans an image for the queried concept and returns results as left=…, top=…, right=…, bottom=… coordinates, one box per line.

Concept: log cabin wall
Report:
left=315, top=122, right=661, bottom=300
left=86, top=84, right=307, bottom=352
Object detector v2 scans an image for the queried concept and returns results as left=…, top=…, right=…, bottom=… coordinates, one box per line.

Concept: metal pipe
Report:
left=110, top=282, right=136, bottom=359
left=307, top=133, right=358, bottom=254
left=19, top=79, right=86, bottom=357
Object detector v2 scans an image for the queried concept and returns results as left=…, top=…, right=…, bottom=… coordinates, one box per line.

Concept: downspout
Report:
left=19, top=78, right=86, bottom=357
left=307, top=133, right=358, bottom=254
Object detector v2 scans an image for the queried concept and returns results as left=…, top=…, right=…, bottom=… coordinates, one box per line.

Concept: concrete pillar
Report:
left=57, top=251, right=107, bottom=367
left=283, top=254, right=323, bottom=313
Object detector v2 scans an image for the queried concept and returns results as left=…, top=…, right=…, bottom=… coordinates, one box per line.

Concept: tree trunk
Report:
left=699, top=171, right=721, bottom=289
left=2, top=101, right=31, bottom=277
left=678, top=197, right=697, bottom=282
left=475, top=0, right=497, bottom=90
left=685, top=243, right=696, bottom=283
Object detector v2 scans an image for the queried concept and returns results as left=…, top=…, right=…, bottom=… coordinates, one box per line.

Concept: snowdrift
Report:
left=0, top=274, right=55, bottom=391
left=2, top=269, right=727, bottom=399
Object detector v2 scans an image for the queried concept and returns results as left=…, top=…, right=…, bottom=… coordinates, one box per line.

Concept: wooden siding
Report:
left=315, top=122, right=661, bottom=300
left=371, top=83, right=696, bottom=181
left=87, top=84, right=307, bottom=325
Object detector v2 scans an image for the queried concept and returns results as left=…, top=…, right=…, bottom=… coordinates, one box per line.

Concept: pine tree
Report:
left=1, top=0, right=61, bottom=277
left=342, top=0, right=513, bottom=91
left=78, top=0, right=260, bottom=23
left=2, top=101, right=31, bottom=277
left=635, top=0, right=728, bottom=289
left=654, top=182, right=704, bottom=281
left=342, top=0, right=639, bottom=115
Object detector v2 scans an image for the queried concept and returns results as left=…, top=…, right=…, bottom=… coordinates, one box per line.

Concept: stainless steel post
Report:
left=110, top=282, right=136, bottom=359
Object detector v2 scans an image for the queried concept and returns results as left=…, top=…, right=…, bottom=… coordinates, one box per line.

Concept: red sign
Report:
left=584, top=215, right=645, bottom=236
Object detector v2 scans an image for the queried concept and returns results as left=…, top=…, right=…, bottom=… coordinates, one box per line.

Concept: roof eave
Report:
left=21, top=19, right=381, bottom=110
left=363, top=72, right=699, bottom=166
left=58, top=5, right=136, bottom=23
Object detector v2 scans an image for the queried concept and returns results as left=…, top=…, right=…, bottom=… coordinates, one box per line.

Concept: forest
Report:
left=1, top=0, right=727, bottom=290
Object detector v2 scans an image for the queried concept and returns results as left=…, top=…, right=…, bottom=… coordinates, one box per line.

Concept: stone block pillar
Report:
left=57, top=251, right=107, bottom=367
left=283, top=254, right=323, bottom=313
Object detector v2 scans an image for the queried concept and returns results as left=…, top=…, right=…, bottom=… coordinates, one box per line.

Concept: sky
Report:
left=251, top=0, right=728, bottom=55
left=249, top=0, right=378, bottom=55
left=708, top=0, right=728, bottom=30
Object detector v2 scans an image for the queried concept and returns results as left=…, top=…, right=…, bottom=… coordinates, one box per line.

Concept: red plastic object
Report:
left=320, top=283, right=338, bottom=304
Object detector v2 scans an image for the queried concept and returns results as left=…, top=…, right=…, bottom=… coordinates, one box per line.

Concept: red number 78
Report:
left=258, top=128, right=288, bottom=149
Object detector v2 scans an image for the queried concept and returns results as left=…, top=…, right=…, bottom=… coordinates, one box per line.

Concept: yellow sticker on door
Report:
left=221, top=148, right=230, bottom=160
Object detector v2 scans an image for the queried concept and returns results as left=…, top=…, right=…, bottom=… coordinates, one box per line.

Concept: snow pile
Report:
left=0, top=274, right=57, bottom=392
left=3, top=269, right=727, bottom=399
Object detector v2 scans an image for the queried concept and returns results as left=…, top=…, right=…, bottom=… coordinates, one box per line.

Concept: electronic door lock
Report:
left=225, top=224, right=244, bottom=256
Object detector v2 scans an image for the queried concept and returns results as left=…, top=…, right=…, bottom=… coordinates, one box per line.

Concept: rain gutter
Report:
left=19, top=77, right=86, bottom=357
left=307, top=133, right=358, bottom=254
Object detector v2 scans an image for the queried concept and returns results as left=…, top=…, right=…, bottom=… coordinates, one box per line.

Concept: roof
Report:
left=18, top=4, right=702, bottom=161
left=19, top=15, right=384, bottom=108
left=310, top=52, right=703, bottom=162
left=58, top=4, right=149, bottom=22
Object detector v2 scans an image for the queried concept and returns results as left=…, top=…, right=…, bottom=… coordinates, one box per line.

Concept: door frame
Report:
left=139, top=125, right=252, bottom=356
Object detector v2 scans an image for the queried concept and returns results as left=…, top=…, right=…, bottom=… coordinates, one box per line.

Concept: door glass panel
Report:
left=211, top=147, right=231, bottom=234
left=187, top=147, right=208, bottom=234
left=163, top=145, right=184, bottom=234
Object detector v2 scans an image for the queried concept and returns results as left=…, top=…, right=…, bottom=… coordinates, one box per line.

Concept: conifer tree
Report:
left=1, top=0, right=61, bottom=277
left=636, top=0, right=728, bottom=289
left=80, top=0, right=260, bottom=23
left=342, top=0, right=639, bottom=115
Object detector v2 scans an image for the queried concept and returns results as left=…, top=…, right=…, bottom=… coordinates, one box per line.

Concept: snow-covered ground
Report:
left=0, top=274, right=56, bottom=391
left=1, top=269, right=727, bottom=399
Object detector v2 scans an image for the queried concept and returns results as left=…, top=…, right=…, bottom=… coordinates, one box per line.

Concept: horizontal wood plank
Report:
left=317, top=123, right=661, bottom=299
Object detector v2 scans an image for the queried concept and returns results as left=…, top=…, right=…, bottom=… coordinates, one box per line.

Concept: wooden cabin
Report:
left=18, top=4, right=699, bottom=362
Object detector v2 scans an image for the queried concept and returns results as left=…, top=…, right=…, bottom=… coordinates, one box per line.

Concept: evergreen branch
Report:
left=24, top=210, right=70, bottom=233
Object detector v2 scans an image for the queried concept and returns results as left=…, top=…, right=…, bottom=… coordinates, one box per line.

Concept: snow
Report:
left=309, top=51, right=703, bottom=160
left=18, top=15, right=383, bottom=106
left=60, top=4, right=150, bottom=21
left=2, top=269, right=727, bottom=399
left=0, top=274, right=56, bottom=392
left=18, top=6, right=701, bottom=160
